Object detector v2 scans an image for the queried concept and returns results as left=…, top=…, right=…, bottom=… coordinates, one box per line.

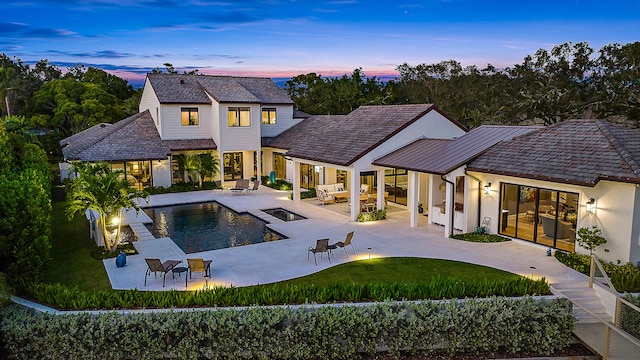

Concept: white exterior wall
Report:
left=157, top=104, right=213, bottom=140
left=218, top=103, right=261, bottom=152
left=259, top=105, right=296, bottom=137
left=467, top=171, right=640, bottom=265
left=138, top=78, right=162, bottom=134
left=152, top=158, right=172, bottom=187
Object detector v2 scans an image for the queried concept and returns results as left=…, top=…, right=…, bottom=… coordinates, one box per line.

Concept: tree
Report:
left=66, top=162, right=148, bottom=253
left=576, top=225, right=607, bottom=255
left=0, top=116, right=52, bottom=283
left=173, top=152, right=220, bottom=187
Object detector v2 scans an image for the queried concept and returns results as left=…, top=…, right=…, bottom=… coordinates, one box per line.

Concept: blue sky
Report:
left=2, top=0, right=639, bottom=86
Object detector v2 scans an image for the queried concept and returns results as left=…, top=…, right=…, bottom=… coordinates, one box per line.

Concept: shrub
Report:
left=0, top=297, right=574, bottom=359
left=554, top=251, right=640, bottom=292
left=261, top=175, right=293, bottom=191
left=450, top=233, right=511, bottom=243
left=358, top=210, right=387, bottom=222
left=576, top=225, right=607, bottom=255
left=145, top=181, right=217, bottom=194
left=90, top=241, right=138, bottom=260
left=0, top=273, right=11, bottom=308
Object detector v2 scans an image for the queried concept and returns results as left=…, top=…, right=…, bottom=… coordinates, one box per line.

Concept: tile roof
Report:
left=163, top=139, right=217, bottom=151
left=60, top=110, right=171, bottom=162
left=267, top=104, right=467, bottom=166
left=466, top=119, right=640, bottom=186
left=373, top=125, right=541, bottom=174
left=147, top=73, right=293, bottom=105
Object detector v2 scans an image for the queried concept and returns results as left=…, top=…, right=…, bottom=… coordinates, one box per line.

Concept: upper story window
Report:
left=262, top=108, right=277, bottom=125
left=181, top=107, right=199, bottom=126
left=228, top=107, right=251, bottom=127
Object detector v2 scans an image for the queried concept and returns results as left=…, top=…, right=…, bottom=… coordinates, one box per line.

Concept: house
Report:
left=61, top=73, right=302, bottom=188
left=267, top=103, right=468, bottom=221
left=465, top=119, right=640, bottom=265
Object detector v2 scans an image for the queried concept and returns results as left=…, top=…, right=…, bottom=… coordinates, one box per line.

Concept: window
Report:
left=228, top=107, right=251, bottom=127
left=181, top=108, right=199, bottom=126
left=262, top=108, right=277, bottom=125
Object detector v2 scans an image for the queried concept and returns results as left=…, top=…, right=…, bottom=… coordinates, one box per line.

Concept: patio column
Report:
left=377, top=169, right=385, bottom=210
left=255, top=149, right=262, bottom=183
left=409, top=170, right=419, bottom=228
left=443, top=179, right=453, bottom=236
left=350, top=169, right=360, bottom=222
left=219, top=152, right=225, bottom=184
left=292, top=160, right=301, bottom=201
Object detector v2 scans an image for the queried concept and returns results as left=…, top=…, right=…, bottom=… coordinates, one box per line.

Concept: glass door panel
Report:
left=515, top=186, right=536, bottom=241
left=499, top=183, right=518, bottom=237
left=224, top=152, right=243, bottom=181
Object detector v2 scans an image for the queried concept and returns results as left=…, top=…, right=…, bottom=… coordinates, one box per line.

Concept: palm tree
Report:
left=66, top=161, right=148, bottom=252
left=173, top=152, right=220, bottom=187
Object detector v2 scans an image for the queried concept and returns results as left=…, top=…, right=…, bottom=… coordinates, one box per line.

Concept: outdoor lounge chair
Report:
left=187, top=258, right=213, bottom=285
left=308, top=238, right=331, bottom=265
left=247, top=180, right=260, bottom=193
left=144, top=258, right=182, bottom=287
left=332, top=231, right=355, bottom=257
left=213, top=180, right=223, bottom=192
left=230, top=179, right=250, bottom=193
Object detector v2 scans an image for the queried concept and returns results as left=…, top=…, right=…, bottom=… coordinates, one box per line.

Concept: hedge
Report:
left=0, top=297, right=574, bottom=359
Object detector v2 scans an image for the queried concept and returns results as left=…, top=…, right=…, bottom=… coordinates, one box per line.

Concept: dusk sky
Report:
left=2, top=0, right=639, bottom=86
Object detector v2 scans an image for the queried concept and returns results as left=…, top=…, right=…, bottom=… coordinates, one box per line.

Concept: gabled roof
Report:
left=147, top=73, right=293, bottom=105
left=467, top=119, right=640, bottom=186
left=60, top=111, right=172, bottom=162
left=267, top=104, right=467, bottom=166
left=373, top=125, right=541, bottom=174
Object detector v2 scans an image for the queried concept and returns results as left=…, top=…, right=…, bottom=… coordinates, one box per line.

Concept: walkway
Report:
left=108, top=186, right=588, bottom=291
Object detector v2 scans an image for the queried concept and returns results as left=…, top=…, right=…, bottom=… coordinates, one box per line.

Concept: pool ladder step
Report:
left=247, top=209, right=285, bottom=224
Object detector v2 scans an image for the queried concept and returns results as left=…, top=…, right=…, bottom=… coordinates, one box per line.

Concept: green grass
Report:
left=46, top=201, right=111, bottom=291
left=277, top=257, right=519, bottom=287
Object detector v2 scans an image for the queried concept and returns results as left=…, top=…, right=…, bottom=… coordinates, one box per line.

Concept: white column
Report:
left=443, top=179, right=452, bottom=236
left=350, top=168, right=360, bottom=222
left=219, top=152, right=225, bottom=184
left=292, top=160, right=301, bottom=201
left=377, top=169, right=385, bottom=210
left=427, top=174, right=434, bottom=225
left=255, top=149, right=262, bottom=182
left=409, top=171, right=419, bottom=228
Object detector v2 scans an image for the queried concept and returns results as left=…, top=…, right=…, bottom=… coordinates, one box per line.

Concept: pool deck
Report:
left=106, top=186, right=588, bottom=291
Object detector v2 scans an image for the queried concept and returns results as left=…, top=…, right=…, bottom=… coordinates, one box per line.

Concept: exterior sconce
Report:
left=156, top=160, right=163, bottom=169
left=586, top=197, right=596, bottom=213
left=483, top=183, right=492, bottom=195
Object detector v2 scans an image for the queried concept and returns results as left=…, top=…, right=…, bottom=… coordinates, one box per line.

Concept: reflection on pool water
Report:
left=262, top=208, right=306, bottom=222
left=143, top=202, right=284, bottom=254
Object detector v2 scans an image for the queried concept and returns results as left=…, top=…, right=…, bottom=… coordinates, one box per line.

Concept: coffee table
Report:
left=333, top=192, right=350, bottom=203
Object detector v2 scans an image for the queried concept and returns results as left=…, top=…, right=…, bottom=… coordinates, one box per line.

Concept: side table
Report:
left=172, top=266, right=188, bottom=287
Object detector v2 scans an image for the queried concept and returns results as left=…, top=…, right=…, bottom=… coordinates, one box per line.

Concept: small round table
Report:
left=172, top=266, right=188, bottom=287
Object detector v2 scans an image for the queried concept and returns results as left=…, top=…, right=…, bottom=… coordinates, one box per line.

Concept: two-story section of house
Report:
left=140, top=73, right=297, bottom=186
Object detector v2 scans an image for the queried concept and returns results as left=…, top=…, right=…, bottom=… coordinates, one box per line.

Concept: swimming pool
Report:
left=143, top=202, right=284, bottom=254
left=262, top=208, right=306, bottom=222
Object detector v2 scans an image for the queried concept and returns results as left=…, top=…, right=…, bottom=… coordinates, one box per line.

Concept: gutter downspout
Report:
left=465, top=171, right=482, bottom=229
left=441, top=175, right=455, bottom=237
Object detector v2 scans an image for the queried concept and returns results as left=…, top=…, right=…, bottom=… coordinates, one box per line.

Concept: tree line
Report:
left=1, top=40, right=639, bottom=162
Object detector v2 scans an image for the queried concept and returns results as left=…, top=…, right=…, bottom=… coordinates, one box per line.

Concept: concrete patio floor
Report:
left=105, top=186, right=589, bottom=291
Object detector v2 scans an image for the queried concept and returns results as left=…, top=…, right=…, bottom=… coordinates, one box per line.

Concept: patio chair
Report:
left=230, top=179, right=250, bottom=194
left=246, top=180, right=260, bottom=194
left=308, top=238, right=331, bottom=265
left=144, top=258, right=182, bottom=287
left=332, top=231, right=355, bottom=257
left=213, top=180, right=223, bottom=193
left=187, top=258, right=213, bottom=286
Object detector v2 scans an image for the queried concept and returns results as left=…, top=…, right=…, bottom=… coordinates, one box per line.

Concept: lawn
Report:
left=46, top=200, right=112, bottom=290
left=277, top=257, right=520, bottom=287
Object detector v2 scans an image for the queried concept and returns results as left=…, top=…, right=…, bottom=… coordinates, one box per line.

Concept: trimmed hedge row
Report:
left=0, top=297, right=574, bottom=360
left=19, top=276, right=550, bottom=311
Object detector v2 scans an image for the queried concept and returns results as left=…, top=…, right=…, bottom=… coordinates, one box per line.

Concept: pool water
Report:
left=143, top=202, right=284, bottom=254
left=262, top=208, right=306, bottom=222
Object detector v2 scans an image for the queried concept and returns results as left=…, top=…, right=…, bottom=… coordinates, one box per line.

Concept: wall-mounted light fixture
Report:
left=586, top=197, right=596, bottom=213
left=483, top=182, right=492, bottom=195
left=156, top=160, right=163, bottom=169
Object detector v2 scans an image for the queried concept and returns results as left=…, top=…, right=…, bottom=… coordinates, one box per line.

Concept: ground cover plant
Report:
left=555, top=251, right=640, bottom=292
left=450, top=233, right=511, bottom=243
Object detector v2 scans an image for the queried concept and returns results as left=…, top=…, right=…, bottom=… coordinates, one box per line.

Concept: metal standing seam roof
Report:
left=372, top=125, right=542, bottom=174
left=60, top=110, right=190, bottom=162
left=466, top=119, right=640, bottom=186
left=267, top=104, right=467, bottom=166
left=146, top=73, right=294, bottom=105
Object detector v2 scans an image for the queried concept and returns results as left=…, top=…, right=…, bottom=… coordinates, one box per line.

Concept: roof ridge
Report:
left=596, top=120, right=640, bottom=178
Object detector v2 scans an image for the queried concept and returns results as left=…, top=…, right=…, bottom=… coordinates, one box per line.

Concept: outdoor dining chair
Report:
left=308, top=238, right=331, bottom=265
left=187, top=258, right=213, bottom=286
left=144, top=258, right=182, bottom=287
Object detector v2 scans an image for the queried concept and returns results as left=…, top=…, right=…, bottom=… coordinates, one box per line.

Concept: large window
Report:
left=273, top=153, right=286, bottom=180
left=384, top=169, right=408, bottom=205
left=499, top=183, right=577, bottom=252
left=262, top=108, right=277, bottom=125
left=223, top=152, right=243, bottom=181
left=181, top=108, right=199, bottom=126
left=228, top=107, right=251, bottom=127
